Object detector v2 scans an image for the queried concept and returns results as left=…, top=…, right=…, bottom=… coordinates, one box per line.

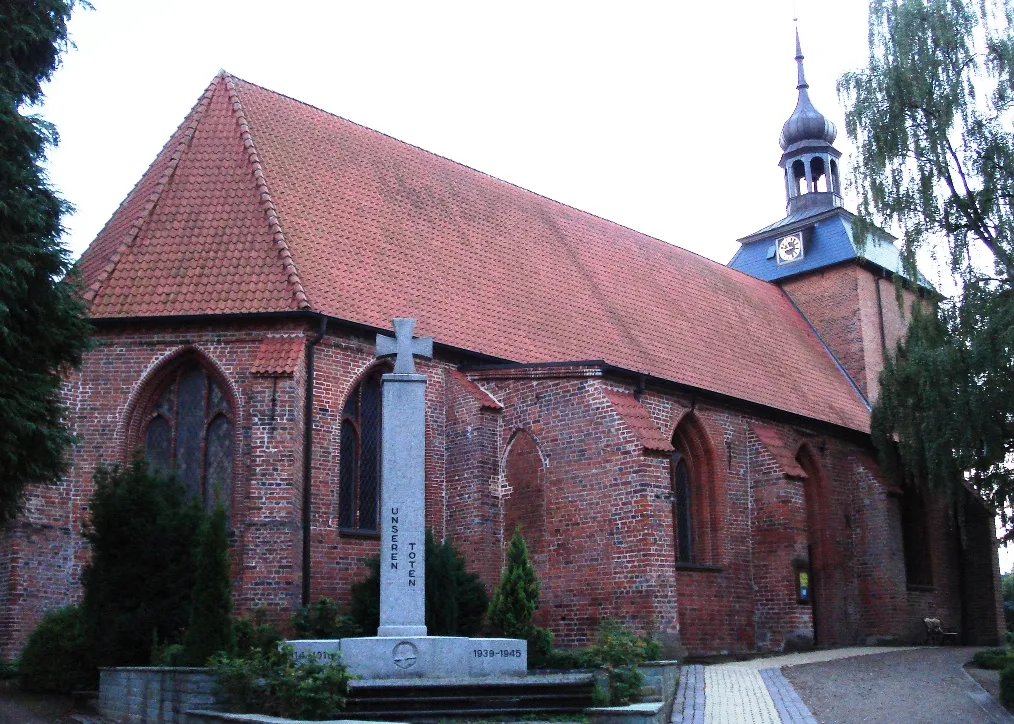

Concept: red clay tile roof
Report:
left=251, top=336, right=304, bottom=376
left=750, top=423, right=808, bottom=478
left=450, top=371, right=503, bottom=410
left=603, top=389, right=674, bottom=454
left=77, top=72, right=872, bottom=432
left=79, top=74, right=308, bottom=316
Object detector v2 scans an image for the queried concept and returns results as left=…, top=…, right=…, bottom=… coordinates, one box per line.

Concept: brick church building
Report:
left=0, top=35, right=1004, bottom=658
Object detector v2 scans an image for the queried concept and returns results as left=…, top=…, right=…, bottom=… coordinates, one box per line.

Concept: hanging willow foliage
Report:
left=841, top=0, right=1014, bottom=537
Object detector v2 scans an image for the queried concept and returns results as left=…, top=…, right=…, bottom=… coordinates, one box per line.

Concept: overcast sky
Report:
left=42, top=0, right=874, bottom=267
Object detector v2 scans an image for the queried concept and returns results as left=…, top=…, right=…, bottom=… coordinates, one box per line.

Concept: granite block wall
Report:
left=99, top=667, right=219, bottom=724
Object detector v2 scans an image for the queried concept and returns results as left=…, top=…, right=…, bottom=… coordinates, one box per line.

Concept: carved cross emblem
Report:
left=376, top=318, right=433, bottom=374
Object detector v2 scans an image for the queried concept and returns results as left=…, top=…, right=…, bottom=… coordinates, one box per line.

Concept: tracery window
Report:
left=143, top=363, right=233, bottom=513
left=339, top=368, right=383, bottom=532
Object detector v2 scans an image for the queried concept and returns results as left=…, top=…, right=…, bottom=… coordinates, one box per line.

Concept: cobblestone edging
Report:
left=759, top=668, right=818, bottom=724
left=671, top=665, right=704, bottom=723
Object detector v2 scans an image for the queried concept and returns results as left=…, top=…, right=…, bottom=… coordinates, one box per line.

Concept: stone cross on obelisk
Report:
left=375, top=318, right=433, bottom=637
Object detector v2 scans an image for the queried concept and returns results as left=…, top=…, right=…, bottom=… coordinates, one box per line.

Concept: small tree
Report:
left=349, top=557, right=381, bottom=634
left=487, top=526, right=540, bottom=639
left=82, top=457, right=204, bottom=666
left=487, top=526, right=552, bottom=665
left=182, top=502, right=234, bottom=665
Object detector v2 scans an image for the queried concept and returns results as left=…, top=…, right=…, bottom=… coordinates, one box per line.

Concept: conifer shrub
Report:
left=211, top=644, right=350, bottom=719
left=181, top=502, right=234, bottom=665
left=292, top=597, right=360, bottom=639
left=82, top=457, right=204, bottom=667
left=487, top=525, right=553, bottom=666
left=18, top=605, right=94, bottom=693
left=348, top=531, right=488, bottom=636
left=425, top=529, right=489, bottom=636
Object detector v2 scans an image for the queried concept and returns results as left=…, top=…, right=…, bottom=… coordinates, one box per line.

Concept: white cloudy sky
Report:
left=38, top=1, right=1009, bottom=568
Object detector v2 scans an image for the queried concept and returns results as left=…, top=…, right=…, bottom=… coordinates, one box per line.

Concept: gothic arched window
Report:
left=339, top=368, right=383, bottom=532
left=142, top=363, right=234, bottom=513
left=670, top=413, right=720, bottom=566
left=672, top=451, right=693, bottom=563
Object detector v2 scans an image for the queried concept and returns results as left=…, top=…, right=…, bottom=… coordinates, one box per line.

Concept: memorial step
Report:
left=344, top=673, right=596, bottom=718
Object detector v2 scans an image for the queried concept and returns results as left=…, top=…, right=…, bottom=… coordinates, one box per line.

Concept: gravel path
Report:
left=783, top=647, right=1013, bottom=724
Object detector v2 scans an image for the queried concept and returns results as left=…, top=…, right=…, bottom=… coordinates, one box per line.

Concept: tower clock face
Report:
left=776, top=234, right=803, bottom=263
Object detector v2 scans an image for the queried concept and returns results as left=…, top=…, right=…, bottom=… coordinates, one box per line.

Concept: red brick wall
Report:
left=1, top=322, right=1000, bottom=661
left=782, top=265, right=923, bottom=402
left=782, top=265, right=868, bottom=396
left=959, top=493, right=1004, bottom=645
left=444, top=374, right=502, bottom=593
left=503, top=431, right=547, bottom=565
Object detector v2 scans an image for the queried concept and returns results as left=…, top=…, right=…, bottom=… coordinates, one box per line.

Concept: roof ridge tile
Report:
left=223, top=72, right=311, bottom=311
left=82, top=73, right=222, bottom=305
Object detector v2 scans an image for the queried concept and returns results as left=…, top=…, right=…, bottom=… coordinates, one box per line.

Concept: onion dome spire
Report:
left=778, top=25, right=837, bottom=151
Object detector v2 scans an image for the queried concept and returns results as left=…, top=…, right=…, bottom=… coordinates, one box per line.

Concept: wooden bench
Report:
left=924, top=618, right=960, bottom=645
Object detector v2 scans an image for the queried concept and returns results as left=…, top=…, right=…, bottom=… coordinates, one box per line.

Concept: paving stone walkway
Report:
left=671, top=647, right=921, bottom=724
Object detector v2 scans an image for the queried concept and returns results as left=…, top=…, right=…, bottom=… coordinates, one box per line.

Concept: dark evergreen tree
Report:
left=348, top=531, right=488, bottom=636
left=839, top=0, right=1014, bottom=535
left=82, top=457, right=204, bottom=666
left=349, top=556, right=381, bottom=635
left=0, top=1, right=91, bottom=524
left=425, top=529, right=488, bottom=636
left=182, top=502, right=234, bottom=665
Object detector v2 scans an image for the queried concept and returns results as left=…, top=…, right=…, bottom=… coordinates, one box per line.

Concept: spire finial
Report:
left=778, top=16, right=837, bottom=152
left=794, top=19, right=809, bottom=90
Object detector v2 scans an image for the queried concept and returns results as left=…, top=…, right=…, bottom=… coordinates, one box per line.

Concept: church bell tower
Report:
left=779, top=28, right=843, bottom=216
left=729, top=24, right=934, bottom=402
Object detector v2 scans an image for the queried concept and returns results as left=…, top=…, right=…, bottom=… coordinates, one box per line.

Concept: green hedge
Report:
left=973, top=648, right=1013, bottom=670
left=211, top=644, right=350, bottom=719
left=1001, top=662, right=1014, bottom=707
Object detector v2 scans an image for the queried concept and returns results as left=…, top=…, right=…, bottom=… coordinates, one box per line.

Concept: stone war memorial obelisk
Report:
left=291, top=318, right=527, bottom=679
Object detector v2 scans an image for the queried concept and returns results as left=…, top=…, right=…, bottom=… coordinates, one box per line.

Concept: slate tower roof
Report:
left=76, top=71, right=872, bottom=433
left=729, top=29, right=932, bottom=290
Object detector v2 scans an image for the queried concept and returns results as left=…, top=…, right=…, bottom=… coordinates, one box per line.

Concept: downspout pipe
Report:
left=302, top=314, right=327, bottom=606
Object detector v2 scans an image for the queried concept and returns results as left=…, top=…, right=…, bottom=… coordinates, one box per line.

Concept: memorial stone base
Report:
left=289, top=636, right=527, bottom=679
